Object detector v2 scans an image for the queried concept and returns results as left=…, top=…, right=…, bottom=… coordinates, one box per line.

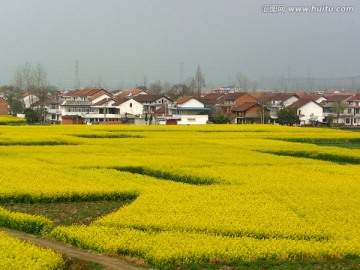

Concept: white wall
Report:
left=23, top=95, right=39, bottom=108
left=283, top=96, right=299, bottom=107
left=118, top=99, right=143, bottom=116
left=298, top=102, right=323, bottom=124
left=177, top=115, right=208, bottom=125
left=91, top=94, right=113, bottom=104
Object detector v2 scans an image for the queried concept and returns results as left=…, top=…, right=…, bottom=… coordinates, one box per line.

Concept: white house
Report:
left=22, top=92, right=39, bottom=108
left=288, top=100, right=323, bottom=125
left=133, top=94, right=173, bottom=114
left=159, top=96, right=209, bottom=125
left=114, top=98, right=144, bottom=117
left=84, top=98, right=121, bottom=124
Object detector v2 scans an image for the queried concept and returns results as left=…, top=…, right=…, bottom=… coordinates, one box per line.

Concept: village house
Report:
left=170, top=96, right=209, bottom=125
left=321, top=94, right=353, bottom=125
left=287, top=99, right=324, bottom=125
left=200, top=93, right=225, bottom=120
left=133, top=94, right=173, bottom=114
left=22, top=91, right=39, bottom=109
left=57, top=87, right=120, bottom=124
left=220, top=92, right=257, bottom=117
left=0, top=97, right=9, bottom=115
left=231, top=102, right=270, bottom=124
left=253, top=92, right=299, bottom=124
left=343, top=94, right=360, bottom=126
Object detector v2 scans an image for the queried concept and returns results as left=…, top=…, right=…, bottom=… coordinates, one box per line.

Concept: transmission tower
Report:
left=74, top=61, right=80, bottom=89
left=180, top=62, right=183, bottom=83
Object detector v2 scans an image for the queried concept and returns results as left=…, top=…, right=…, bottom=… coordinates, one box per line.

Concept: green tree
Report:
left=277, top=107, right=300, bottom=126
left=149, top=114, right=153, bottom=125
left=10, top=100, right=24, bottom=115
left=0, top=85, right=23, bottom=114
left=212, top=113, right=230, bottom=124
left=24, top=108, right=38, bottom=123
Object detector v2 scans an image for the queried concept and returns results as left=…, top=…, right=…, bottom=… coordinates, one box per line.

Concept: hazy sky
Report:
left=0, top=0, right=359, bottom=89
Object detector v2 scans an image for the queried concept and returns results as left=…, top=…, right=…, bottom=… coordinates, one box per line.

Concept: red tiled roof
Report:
left=287, top=99, right=322, bottom=109
left=118, top=89, right=147, bottom=98
left=202, top=93, right=225, bottom=100
left=299, top=94, right=324, bottom=101
left=88, top=91, right=112, bottom=101
left=223, top=92, right=247, bottom=100
left=113, top=97, right=129, bottom=106
left=253, top=93, right=281, bottom=103
left=323, top=94, right=352, bottom=102
left=176, top=96, right=195, bottom=104
left=133, top=94, right=172, bottom=103
left=349, top=94, right=360, bottom=101
left=62, top=88, right=112, bottom=99
left=231, top=102, right=258, bottom=112
left=275, top=93, right=296, bottom=101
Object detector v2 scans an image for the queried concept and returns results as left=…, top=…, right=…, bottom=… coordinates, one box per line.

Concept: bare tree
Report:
left=194, top=64, right=205, bottom=98
left=148, top=81, right=162, bottom=94
left=167, top=83, right=193, bottom=100
left=15, top=62, right=34, bottom=92
left=236, top=72, right=250, bottom=91
left=14, top=62, right=49, bottom=122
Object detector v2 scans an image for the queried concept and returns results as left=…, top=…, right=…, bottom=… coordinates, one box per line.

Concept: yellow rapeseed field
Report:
left=0, top=124, right=359, bottom=268
left=0, top=231, right=63, bottom=269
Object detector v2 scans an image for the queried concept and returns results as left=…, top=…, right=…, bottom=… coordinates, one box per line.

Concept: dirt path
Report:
left=0, top=228, right=148, bottom=270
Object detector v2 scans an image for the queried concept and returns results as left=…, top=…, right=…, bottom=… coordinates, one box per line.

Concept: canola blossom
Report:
left=0, top=231, right=63, bottom=270
left=0, top=124, right=359, bottom=268
left=0, top=115, right=26, bottom=124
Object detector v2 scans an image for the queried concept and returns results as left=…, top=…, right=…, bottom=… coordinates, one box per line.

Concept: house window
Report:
left=345, top=118, right=350, bottom=124
left=348, top=109, right=352, bottom=114
left=356, top=108, right=360, bottom=114
left=130, top=103, right=132, bottom=108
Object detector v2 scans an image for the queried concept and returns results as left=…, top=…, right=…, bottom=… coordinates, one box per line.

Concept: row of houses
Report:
left=21, top=88, right=209, bottom=125
left=2, top=87, right=360, bottom=126
left=202, top=91, right=360, bottom=125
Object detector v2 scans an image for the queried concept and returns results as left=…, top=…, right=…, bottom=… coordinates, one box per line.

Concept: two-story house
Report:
left=321, top=94, right=353, bottom=125
left=287, top=99, right=324, bottom=125
left=344, top=94, right=360, bottom=126
left=133, top=94, right=173, bottom=115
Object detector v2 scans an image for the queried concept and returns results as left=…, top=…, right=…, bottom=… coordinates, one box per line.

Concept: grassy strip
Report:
left=271, top=138, right=360, bottom=149
left=1, top=200, right=134, bottom=226
left=0, top=141, right=77, bottom=146
left=0, top=192, right=138, bottom=204
left=260, top=150, right=360, bottom=165
left=63, top=256, right=104, bottom=270
left=113, top=166, right=216, bottom=185
left=163, top=257, right=360, bottom=270
left=72, top=134, right=143, bottom=138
